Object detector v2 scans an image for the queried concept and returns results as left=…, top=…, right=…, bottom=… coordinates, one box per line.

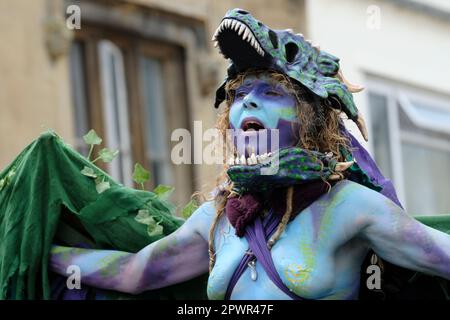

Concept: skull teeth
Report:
left=213, top=18, right=265, bottom=57
left=228, top=152, right=273, bottom=167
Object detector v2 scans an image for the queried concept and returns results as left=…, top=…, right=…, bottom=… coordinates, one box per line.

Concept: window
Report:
left=69, top=41, right=89, bottom=156
left=98, top=40, right=133, bottom=186
left=367, top=80, right=450, bottom=215
left=367, top=93, right=393, bottom=180
left=68, top=25, right=194, bottom=207
left=140, top=57, right=173, bottom=186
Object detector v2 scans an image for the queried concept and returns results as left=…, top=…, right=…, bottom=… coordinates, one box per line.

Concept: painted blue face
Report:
left=229, top=74, right=299, bottom=156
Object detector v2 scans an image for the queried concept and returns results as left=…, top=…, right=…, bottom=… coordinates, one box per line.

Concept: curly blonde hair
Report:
left=207, top=69, right=350, bottom=272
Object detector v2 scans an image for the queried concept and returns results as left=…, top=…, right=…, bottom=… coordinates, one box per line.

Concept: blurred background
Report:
left=0, top=0, right=449, bottom=215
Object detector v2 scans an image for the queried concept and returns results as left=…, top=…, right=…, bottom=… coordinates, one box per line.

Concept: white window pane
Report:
left=399, top=95, right=450, bottom=135
left=69, top=41, right=89, bottom=155
left=402, top=143, right=450, bottom=215
left=368, top=92, right=393, bottom=180
left=98, top=40, right=133, bottom=187
left=141, top=57, right=173, bottom=186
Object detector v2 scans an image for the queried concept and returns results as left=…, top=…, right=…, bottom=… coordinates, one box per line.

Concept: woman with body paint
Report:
left=50, top=9, right=450, bottom=299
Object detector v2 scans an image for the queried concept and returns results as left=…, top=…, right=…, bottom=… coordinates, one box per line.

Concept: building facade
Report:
left=0, top=0, right=449, bottom=215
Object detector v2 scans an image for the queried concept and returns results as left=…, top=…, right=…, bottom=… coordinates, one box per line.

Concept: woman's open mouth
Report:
left=240, top=118, right=266, bottom=132
left=232, top=117, right=274, bottom=160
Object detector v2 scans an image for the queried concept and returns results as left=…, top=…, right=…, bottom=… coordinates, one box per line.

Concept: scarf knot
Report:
left=225, top=193, right=262, bottom=237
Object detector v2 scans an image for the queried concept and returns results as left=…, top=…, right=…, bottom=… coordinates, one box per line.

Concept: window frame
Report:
left=98, top=39, right=133, bottom=187
left=366, top=77, right=450, bottom=212
left=69, top=24, right=195, bottom=205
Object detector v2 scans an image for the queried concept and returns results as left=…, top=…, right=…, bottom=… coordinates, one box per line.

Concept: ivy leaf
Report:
left=0, top=168, right=16, bottom=192
left=147, top=223, right=163, bottom=237
left=146, top=216, right=163, bottom=237
left=97, top=148, right=119, bottom=163
left=154, top=185, right=174, bottom=200
left=134, top=209, right=164, bottom=237
left=83, top=129, right=102, bottom=146
left=7, top=169, right=16, bottom=180
left=134, top=209, right=153, bottom=225
left=132, top=163, right=150, bottom=185
left=182, top=199, right=199, bottom=219
left=95, top=177, right=110, bottom=194
left=80, top=166, right=97, bottom=178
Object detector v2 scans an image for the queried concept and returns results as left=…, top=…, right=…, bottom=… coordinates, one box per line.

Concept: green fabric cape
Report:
left=0, top=131, right=448, bottom=299
left=0, top=131, right=207, bottom=299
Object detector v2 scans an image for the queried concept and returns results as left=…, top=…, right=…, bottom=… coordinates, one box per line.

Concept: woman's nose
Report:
left=243, top=95, right=259, bottom=109
left=243, top=101, right=258, bottom=109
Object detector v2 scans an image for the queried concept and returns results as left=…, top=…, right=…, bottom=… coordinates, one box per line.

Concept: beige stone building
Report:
left=1, top=0, right=449, bottom=215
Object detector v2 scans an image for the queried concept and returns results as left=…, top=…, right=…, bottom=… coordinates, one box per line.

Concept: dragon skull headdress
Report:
left=213, top=8, right=368, bottom=141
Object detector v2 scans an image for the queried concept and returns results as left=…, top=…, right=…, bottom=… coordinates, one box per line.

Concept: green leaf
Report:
left=132, top=163, right=150, bottom=185
left=134, top=209, right=154, bottom=225
left=7, top=169, right=15, bottom=180
left=154, top=184, right=174, bottom=200
left=97, top=148, right=119, bottom=163
left=83, top=129, right=102, bottom=146
left=134, top=209, right=164, bottom=237
left=182, top=199, right=199, bottom=219
left=95, top=178, right=110, bottom=194
left=80, top=166, right=97, bottom=178
left=147, top=223, right=163, bottom=237
left=0, top=169, right=16, bottom=191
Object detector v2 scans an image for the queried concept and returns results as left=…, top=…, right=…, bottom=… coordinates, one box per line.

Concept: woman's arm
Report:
left=50, top=201, right=216, bottom=294
left=359, top=190, right=450, bottom=280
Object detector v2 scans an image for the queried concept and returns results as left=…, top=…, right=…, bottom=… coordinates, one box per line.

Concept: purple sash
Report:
left=225, top=210, right=305, bottom=300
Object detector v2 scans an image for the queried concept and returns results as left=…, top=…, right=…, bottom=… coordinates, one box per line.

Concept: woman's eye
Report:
left=265, top=90, right=281, bottom=96
left=236, top=92, right=247, bottom=98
